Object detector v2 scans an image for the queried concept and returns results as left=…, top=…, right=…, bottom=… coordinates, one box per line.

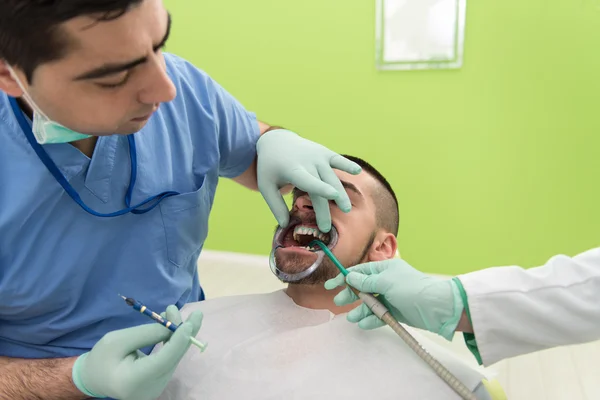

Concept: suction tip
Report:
left=310, top=240, right=349, bottom=276
left=309, top=240, right=326, bottom=251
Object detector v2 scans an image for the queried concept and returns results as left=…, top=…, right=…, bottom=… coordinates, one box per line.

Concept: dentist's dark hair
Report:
left=0, top=0, right=144, bottom=83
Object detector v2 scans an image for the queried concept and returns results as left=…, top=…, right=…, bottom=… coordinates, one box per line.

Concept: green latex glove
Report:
left=256, top=129, right=362, bottom=233
left=324, top=259, right=464, bottom=340
left=72, top=305, right=203, bottom=400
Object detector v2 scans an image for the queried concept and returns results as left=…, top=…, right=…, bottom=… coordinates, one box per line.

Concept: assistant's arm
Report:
left=456, top=247, right=600, bottom=366
left=0, top=356, right=85, bottom=400
left=327, top=247, right=600, bottom=367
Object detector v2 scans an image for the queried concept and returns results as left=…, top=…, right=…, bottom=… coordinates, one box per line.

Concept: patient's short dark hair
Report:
left=341, top=155, right=399, bottom=236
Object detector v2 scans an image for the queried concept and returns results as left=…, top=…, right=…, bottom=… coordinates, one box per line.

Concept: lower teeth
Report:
left=289, top=245, right=317, bottom=250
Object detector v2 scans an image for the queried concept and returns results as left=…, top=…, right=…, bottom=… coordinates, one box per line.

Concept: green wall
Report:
left=164, top=0, right=600, bottom=275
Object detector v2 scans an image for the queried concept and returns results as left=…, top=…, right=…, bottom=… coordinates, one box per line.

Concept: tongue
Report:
left=282, top=236, right=300, bottom=247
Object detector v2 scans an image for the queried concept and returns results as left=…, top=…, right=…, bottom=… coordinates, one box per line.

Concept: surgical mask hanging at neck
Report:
left=7, top=66, right=92, bottom=145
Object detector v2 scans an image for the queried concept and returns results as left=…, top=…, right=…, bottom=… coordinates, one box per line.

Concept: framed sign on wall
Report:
left=376, top=0, right=467, bottom=71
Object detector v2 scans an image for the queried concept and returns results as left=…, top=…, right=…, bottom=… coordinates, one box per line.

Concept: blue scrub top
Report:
left=0, top=53, right=260, bottom=359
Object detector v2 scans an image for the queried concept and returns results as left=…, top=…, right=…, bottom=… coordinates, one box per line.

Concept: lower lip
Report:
left=278, top=246, right=314, bottom=254
left=131, top=114, right=153, bottom=122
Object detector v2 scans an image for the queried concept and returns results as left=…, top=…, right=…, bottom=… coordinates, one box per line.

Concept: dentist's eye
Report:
left=96, top=79, right=127, bottom=89
left=96, top=73, right=130, bottom=89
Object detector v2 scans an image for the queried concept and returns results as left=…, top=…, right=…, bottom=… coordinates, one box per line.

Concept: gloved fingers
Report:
left=157, top=311, right=171, bottom=346
left=135, top=322, right=194, bottom=378
left=345, top=260, right=393, bottom=276
left=333, top=286, right=359, bottom=306
left=104, top=323, right=173, bottom=359
left=347, top=303, right=373, bottom=323
left=358, top=315, right=387, bottom=330
left=316, top=164, right=351, bottom=213
left=165, top=305, right=183, bottom=326
left=184, top=310, right=204, bottom=338
left=309, top=194, right=332, bottom=233
left=329, top=154, right=362, bottom=175
left=346, top=271, right=386, bottom=294
left=324, top=273, right=346, bottom=290
left=287, top=169, right=339, bottom=200
left=135, top=349, right=147, bottom=359
left=259, top=182, right=290, bottom=228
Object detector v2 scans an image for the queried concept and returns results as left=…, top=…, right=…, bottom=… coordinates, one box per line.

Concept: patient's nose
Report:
left=295, top=195, right=313, bottom=211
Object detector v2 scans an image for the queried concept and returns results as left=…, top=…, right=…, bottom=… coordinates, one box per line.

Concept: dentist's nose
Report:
left=138, top=55, right=177, bottom=105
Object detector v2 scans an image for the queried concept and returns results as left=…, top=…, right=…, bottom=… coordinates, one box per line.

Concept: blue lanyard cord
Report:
left=9, top=96, right=179, bottom=217
left=124, top=135, right=179, bottom=215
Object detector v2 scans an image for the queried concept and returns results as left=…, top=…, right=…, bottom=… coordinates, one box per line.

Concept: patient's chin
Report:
left=274, top=251, right=316, bottom=275
left=273, top=250, right=340, bottom=285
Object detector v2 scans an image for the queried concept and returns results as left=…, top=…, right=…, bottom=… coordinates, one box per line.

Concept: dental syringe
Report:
left=119, top=295, right=207, bottom=352
left=310, top=240, right=477, bottom=400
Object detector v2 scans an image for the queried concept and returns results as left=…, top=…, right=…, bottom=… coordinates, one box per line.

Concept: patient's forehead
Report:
left=292, top=169, right=376, bottom=203
left=334, top=170, right=376, bottom=195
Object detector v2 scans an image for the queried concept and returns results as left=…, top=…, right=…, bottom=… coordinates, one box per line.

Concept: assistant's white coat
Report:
left=460, top=247, right=600, bottom=366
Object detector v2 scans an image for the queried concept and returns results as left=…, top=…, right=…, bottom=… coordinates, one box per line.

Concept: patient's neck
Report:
left=285, top=284, right=361, bottom=315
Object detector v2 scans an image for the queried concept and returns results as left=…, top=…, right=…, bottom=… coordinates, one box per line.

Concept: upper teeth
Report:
left=293, top=225, right=329, bottom=242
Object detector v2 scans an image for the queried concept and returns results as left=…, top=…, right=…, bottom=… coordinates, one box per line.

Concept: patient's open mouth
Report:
left=273, top=220, right=338, bottom=251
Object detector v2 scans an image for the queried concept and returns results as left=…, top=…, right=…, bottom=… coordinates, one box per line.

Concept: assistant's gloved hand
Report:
left=72, top=305, right=203, bottom=400
left=324, top=259, right=464, bottom=340
left=256, top=129, right=362, bottom=232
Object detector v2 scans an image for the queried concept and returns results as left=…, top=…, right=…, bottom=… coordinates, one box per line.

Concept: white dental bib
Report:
left=154, top=290, right=491, bottom=400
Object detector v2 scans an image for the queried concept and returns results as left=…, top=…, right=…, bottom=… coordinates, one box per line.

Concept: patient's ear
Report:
left=367, top=231, right=397, bottom=262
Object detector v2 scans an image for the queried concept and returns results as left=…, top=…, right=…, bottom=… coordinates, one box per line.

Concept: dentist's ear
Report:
left=367, top=232, right=397, bottom=262
left=0, top=61, right=25, bottom=97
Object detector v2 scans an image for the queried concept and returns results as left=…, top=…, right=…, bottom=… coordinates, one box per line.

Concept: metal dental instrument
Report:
left=119, top=295, right=208, bottom=352
left=310, top=240, right=478, bottom=400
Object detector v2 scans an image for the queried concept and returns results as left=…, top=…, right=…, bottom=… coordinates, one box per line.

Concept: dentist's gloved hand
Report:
left=72, top=305, right=203, bottom=400
left=256, top=129, right=362, bottom=233
left=325, top=259, right=464, bottom=340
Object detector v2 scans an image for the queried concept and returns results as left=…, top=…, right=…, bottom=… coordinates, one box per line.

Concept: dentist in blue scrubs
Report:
left=0, top=1, right=360, bottom=399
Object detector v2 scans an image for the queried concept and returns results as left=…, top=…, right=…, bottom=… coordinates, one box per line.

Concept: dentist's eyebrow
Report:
left=73, top=13, right=172, bottom=81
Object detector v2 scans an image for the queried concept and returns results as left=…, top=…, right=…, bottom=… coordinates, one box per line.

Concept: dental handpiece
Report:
left=119, top=295, right=208, bottom=352
left=309, top=241, right=477, bottom=400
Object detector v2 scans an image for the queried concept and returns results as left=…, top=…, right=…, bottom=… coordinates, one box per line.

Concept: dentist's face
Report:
left=2, top=0, right=176, bottom=136
left=274, top=170, right=380, bottom=284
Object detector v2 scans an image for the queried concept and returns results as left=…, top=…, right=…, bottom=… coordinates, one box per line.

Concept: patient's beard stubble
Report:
left=275, top=237, right=374, bottom=285
left=280, top=257, right=339, bottom=285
